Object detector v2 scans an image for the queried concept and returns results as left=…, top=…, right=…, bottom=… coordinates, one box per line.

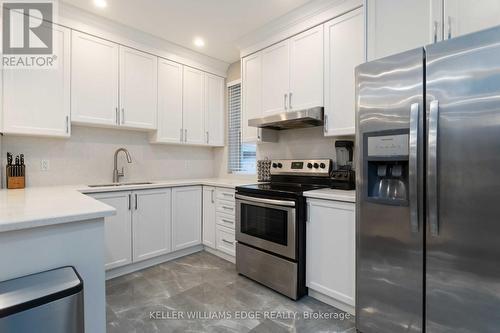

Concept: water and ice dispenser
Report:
left=365, top=131, right=409, bottom=205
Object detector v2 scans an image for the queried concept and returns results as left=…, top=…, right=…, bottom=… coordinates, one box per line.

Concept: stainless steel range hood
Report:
left=248, top=107, right=324, bottom=130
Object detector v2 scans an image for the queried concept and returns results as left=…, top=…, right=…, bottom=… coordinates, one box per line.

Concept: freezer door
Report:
left=426, top=26, right=500, bottom=332
left=355, top=48, right=424, bottom=333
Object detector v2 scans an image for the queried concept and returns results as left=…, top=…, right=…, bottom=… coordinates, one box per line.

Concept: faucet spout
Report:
left=113, top=148, right=132, bottom=183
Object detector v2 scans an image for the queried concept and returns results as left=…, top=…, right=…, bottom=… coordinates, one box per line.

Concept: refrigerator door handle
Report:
left=409, top=102, right=419, bottom=233
left=428, top=100, right=439, bottom=236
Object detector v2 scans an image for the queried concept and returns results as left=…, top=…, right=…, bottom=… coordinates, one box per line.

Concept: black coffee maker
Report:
left=331, top=141, right=355, bottom=190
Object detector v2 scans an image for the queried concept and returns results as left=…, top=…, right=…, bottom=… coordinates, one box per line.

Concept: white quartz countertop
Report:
left=0, top=186, right=116, bottom=233
left=303, top=188, right=356, bottom=203
left=0, top=178, right=256, bottom=233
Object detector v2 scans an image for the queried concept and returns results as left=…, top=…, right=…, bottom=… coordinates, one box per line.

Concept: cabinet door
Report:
left=2, top=25, right=70, bottom=137
left=152, top=58, right=184, bottom=144
left=205, top=74, right=225, bottom=146
left=132, top=188, right=172, bottom=262
left=90, top=192, right=132, bottom=270
left=71, top=31, right=119, bottom=126
left=241, top=52, right=262, bottom=142
left=324, top=8, right=364, bottom=137
left=445, top=0, right=500, bottom=40
left=119, top=46, right=158, bottom=130
left=183, top=67, right=205, bottom=144
left=367, top=0, right=434, bottom=60
left=306, top=199, right=356, bottom=307
left=202, top=187, right=216, bottom=248
left=289, top=25, right=324, bottom=111
left=262, top=40, right=290, bottom=115
left=172, top=186, right=202, bottom=251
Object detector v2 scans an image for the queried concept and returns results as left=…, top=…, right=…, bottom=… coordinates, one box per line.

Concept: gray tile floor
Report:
left=106, top=251, right=356, bottom=333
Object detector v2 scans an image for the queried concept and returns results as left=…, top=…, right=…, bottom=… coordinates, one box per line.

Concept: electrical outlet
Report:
left=41, top=159, right=50, bottom=171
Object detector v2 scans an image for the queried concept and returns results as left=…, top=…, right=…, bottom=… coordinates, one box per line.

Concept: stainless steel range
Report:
left=235, top=159, right=332, bottom=300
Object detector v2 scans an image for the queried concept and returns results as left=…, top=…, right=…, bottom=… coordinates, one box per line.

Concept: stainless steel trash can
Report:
left=0, top=266, right=84, bottom=333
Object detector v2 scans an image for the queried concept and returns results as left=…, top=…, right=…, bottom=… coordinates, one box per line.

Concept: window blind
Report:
left=227, top=83, right=256, bottom=173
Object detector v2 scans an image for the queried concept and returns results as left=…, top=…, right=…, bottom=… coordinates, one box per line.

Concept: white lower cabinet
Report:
left=202, top=186, right=216, bottom=248
left=132, top=188, right=172, bottom=262
left=216, top=225, right=236, bottom=256
left=306, top=198, right=356, bottom=311
left=89, top=191, right=133, bottom=270
left=172, top=186, right=202, bottom=251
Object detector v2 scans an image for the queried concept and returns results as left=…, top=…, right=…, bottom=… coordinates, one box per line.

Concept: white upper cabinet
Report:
left=262, top=40, right=290, bottom=115
left=153, top=58, right=184, bottom=144
left=132, top=188, right=172, bottom=262
left=2, top=25, right=71, bottom=137
left=324, top=7, right=364, bottom=137
left=241, top=52, right=262, bottom=143
left=119, top=46, right=157, bottom=130
left=444, top=0, right=500, bottom=40
left=205, top=74, right=225, bottom=146
left=289, top=25, right=324, bottom=111
left=71, top=31, right=120, bottom=127
left=366, top=0, right=435, bottom=61
left=183, top=67, right=205, bottom=145
left=172, top=186, right=202, bottom=251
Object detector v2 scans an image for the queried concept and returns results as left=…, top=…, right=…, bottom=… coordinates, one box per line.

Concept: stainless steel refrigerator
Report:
left=355, top=26, right=500, bottom=333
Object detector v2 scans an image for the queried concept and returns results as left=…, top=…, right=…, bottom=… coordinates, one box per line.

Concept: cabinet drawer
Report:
left=216, top=200, right=235, bottom=216
left=216, top=225, right=236, bottom=256
left=215, top=188, right=235, bottom=202
left=216, top=212, right=235, bottom=230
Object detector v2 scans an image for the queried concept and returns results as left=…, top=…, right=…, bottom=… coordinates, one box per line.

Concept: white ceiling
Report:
left=62, top=0, right=313, bottom=63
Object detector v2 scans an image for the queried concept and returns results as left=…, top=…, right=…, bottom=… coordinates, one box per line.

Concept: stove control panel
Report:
left=270, top=159, right=332, bottom=176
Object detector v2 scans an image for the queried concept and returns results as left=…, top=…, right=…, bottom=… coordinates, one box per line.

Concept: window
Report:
left=227, top=81, right=256, bottom=174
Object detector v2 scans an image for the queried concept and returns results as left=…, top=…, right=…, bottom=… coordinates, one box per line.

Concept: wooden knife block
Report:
left=6, top=165, right=26, bottom=189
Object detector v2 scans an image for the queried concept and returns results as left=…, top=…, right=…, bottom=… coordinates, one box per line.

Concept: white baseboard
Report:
left=308, top=289, right=356, bottom=315
left=106, top=245, right=204, bottom=280
left=204, top=246, right=235, bottom=264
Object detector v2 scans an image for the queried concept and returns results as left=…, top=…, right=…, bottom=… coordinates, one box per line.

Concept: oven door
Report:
left=235, top=194, right=296, bottom=260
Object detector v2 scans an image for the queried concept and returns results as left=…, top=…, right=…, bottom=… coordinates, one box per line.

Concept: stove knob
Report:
left=307, top=163, right=313, bottom=169
left=313, top=163, right=319, bottom=169
left=320, top=163, right=326, bottom=169
left=277, top=163, right=283, bottom=168
left=272, top=163, right=278, bottom=168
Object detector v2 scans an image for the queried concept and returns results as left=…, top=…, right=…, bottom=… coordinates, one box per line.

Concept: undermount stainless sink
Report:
left=87, top=182, right=153, bottom=188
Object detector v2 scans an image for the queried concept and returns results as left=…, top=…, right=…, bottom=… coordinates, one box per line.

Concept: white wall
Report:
left=1, top=126, right=214, bottom=187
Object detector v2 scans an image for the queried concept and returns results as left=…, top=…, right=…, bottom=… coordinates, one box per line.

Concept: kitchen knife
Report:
left=15, top=155, right=19, bottom=177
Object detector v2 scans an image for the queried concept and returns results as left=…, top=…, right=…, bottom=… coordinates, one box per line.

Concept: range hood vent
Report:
left=248, top=107, right=324, bottom=130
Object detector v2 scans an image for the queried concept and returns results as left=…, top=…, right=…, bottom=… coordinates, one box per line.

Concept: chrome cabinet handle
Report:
left=135, top=193, right=138, bottom=210
left=433, top=21, right=438, bottom=43
left=121, top=108, right=125, bottom=124
left=65, top=116, right=69, bottom=133
left=409, top=103, right=420, bottom=233
left=115, top=107, right=119, bottom=125
left=206, top=131, right=209, bottom=144
left=180, top=128, right=183, bottom=142
left=284, top=93, right=288, bottom=110
left=428, top=100, right=439, bottom=236
left=222, top=239, right=234, bottom=246
left=324, top=114, right=328, bottom=134
left=211, top=189, right=214, bottom=203
left=447, top=16, right=452, bottom=39
left=128, top=194, right=131, bottom=210
left=184, top=129, right=187, bottom=142
left=289, top=92, right=292, bottom=109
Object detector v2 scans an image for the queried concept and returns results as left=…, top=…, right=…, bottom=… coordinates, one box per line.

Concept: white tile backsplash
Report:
left=1, top=126, right=215, bottom=187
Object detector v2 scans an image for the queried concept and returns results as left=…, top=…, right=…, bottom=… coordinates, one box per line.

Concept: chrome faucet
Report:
left=113, top=148, right=132, bottom=183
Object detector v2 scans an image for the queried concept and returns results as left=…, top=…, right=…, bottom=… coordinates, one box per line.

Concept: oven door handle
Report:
left=235, top=194, right=296, bottom=207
